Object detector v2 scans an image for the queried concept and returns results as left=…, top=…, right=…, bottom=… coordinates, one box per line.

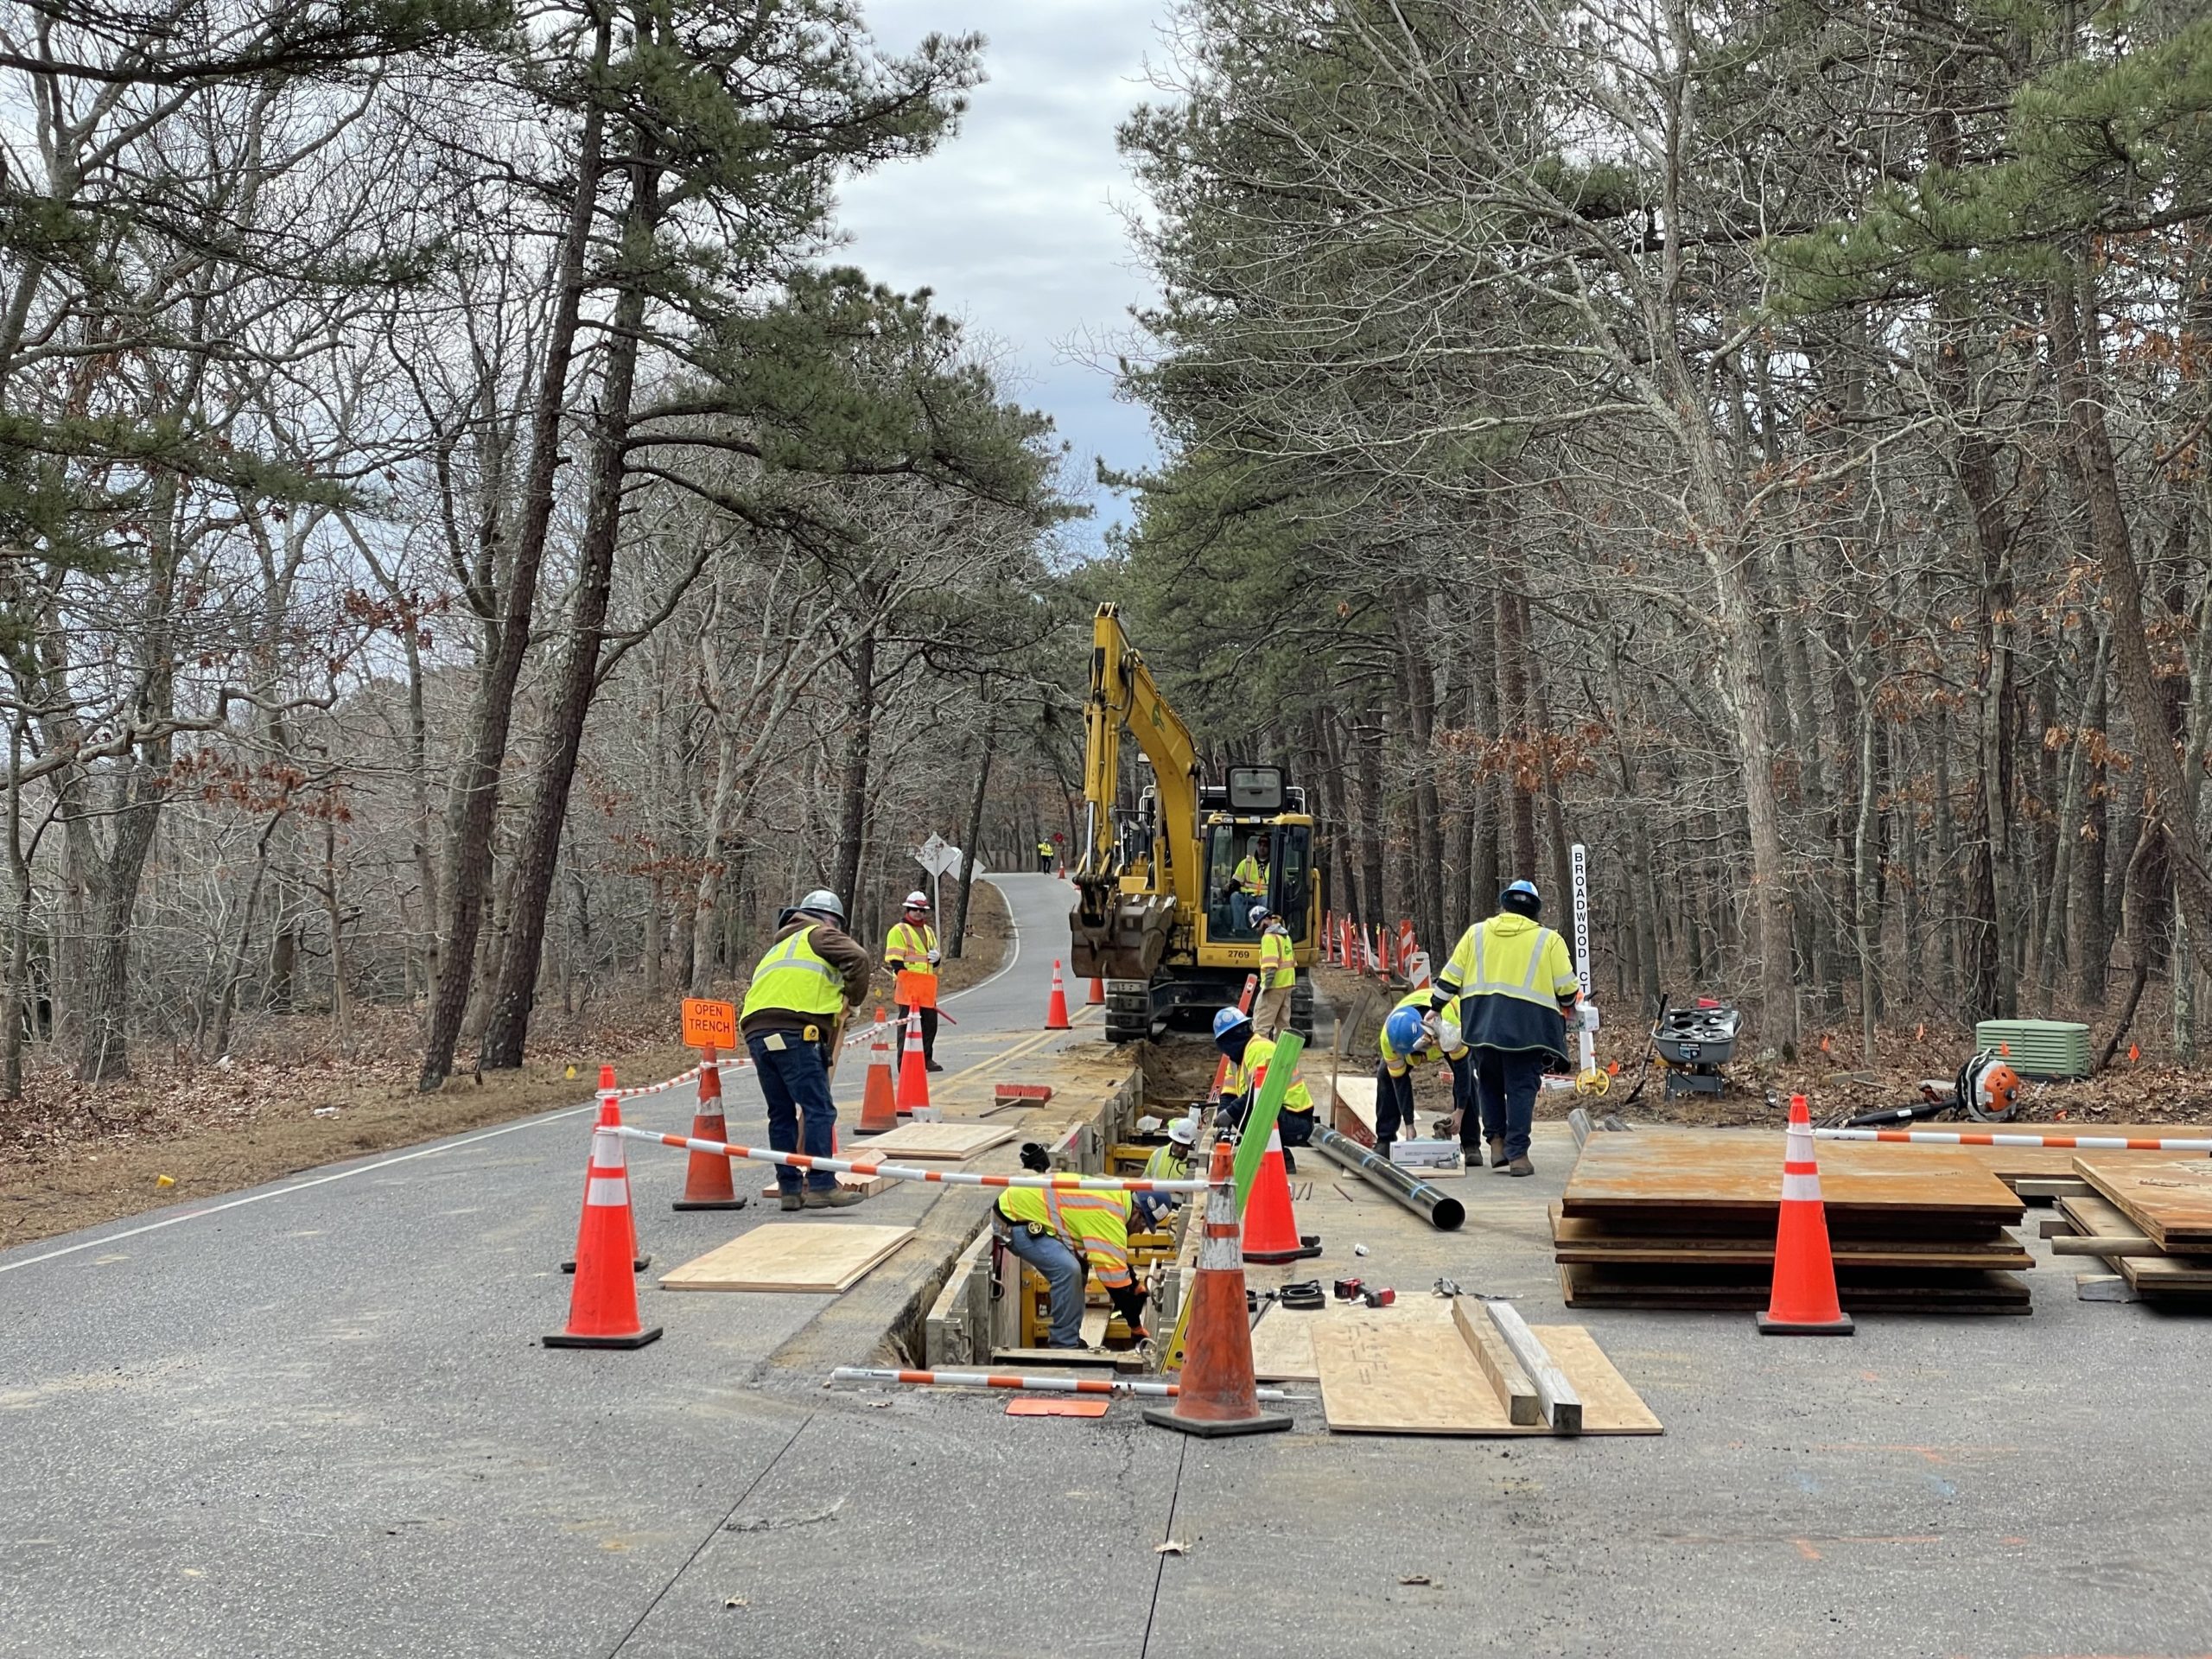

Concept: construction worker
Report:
left=1376, top=991, right=1476, bottom=1159
left=883, top=889, right=944, bottom=1071
left=1429, top=879, right=1580, bottom=1176
left=1036, top=838, right=1054, bottom=873
left=994, top=1142, right=1147, bottom=1347
left=1212, top=1006, right=1315, bottom=1173
left=741, top=888, right=873, bottom=1211
left=1230, top=832, right=1273, bottom=903
left=1249, top=906, right=1296, bottom=1037
left=1135, top=1116, right=1196, bottom=1227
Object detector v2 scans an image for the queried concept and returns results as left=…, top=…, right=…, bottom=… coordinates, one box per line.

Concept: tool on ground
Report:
left=1068, top=604, right=1319, bottom=1044
left=1432, top=1278, right=1462, bottom=1298
left=1143, top=1139, right=1290, bottom=1438
left=1759, top=1093, right=1853, bottom=1337
left=828, top=1366, right=1294, bottom=1402
left=1333, top=1277, right=1363, bottom=1300
left=1360, top=1287, right=1395, bottom=1308
left=857, top=1008, right=899, bottom=1135
left=1278, top=1280, right=1325, bottom=1309
left=545, top=1080, right=662, bottom=1351
left=671, top=1047, right=748, bottom=1211
left=1312, top=1124, right=1465, bottom=1230
left=1837, top=1049, right=2023, bottom=1131
left=895, top=1006, right=933, bottom=1118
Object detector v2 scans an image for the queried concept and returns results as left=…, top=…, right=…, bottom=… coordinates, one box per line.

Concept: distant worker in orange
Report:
left=884, top=889, right=944, bottom=1072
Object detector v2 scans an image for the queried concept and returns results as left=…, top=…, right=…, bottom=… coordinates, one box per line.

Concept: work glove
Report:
left=926, top=949, right=941, bottom=964
left=1108, top=1282, right=1149, bottom=1334
left=1419, top=1010, right=1441, bottom=1046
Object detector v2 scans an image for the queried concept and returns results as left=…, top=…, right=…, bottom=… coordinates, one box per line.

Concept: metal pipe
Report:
left=1313, top=1126, right=1465, bottom=1230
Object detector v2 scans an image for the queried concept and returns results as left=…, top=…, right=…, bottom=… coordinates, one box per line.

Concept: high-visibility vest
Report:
left=1440, top=914, right=1580, bottom=1059
left=997, top=1186, right=1135, bottom=1288
left=1232, top=855, right=1269, bottom=893
left=1142, top=1142, right=1190, bottom=1185
left=1258, top=924, right=1295, bottom=990
left=885, top=920, right=938, bottom=1009
left=1038, top=841, right=1053, bottom=856
left=740, top=926, right=846, bottom=1020
left=1378, top=988, right=1468, bottom=1076
left=1231, top=1034, right=1313, bottom=1116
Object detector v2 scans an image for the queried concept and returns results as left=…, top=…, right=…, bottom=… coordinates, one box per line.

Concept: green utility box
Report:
left=1973, top=1019, right=2093, bottom=1081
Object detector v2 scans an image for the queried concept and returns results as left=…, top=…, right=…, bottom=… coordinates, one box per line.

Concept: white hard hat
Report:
left=1167, top=1117, right=1196, bottom=1146
left=903, top=890, right=931, bottom=910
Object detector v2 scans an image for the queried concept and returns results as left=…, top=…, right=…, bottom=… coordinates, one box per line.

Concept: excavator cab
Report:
left=1203, top=822, right=1313, bottom=943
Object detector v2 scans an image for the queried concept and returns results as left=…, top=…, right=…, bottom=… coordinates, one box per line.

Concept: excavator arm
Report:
left=1071, top=602, right=1198, bottom=979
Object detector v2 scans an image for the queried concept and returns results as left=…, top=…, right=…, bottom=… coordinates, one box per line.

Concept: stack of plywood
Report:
left=2058, top=1157, right=2212, bottom=1304
left=1554, top=1132, right=2032, bottom=1313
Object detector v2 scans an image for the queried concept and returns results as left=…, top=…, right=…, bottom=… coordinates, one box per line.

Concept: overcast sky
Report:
left=832, top=1, right=1172, bottom=549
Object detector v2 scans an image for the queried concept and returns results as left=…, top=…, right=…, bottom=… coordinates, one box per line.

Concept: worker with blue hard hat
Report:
left=1427, top=879, right=1582, bottom=1175
left=1212, top=1005, right=1315, bottom=1173
left=1376, top=988, right=1475, bottom=1158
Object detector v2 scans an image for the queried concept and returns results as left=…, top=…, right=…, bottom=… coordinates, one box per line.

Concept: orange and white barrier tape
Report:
left=610, top=1123, right=1211, bottom=1192
left=604, top=1018, right=891, bottom=1097
left=829, top=1366, right=1290, bottom=1400
left=1818, top=1128, right=2212, bottom=1153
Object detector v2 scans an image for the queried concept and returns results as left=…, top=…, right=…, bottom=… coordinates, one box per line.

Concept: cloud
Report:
left=833, top=0, right=1171, bottom=543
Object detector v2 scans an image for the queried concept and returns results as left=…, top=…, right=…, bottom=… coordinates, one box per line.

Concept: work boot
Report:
left=1487, top=1138, right=1506, bottom=1171
left=803, top=1186, right=866, bottom=1210
left=779, top=1191, right=804, bottom=1212
left=1461, top=1141, right=1484, bottom=1169
left=1282, top=1148, right=1298, bottom=1174
left=1505, top=1155, right=1535, bottom=1178
left=925, top=1060, right=945, bottom=1073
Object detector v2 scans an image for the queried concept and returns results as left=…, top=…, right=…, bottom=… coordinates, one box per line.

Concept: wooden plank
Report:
left=1247, top=1296, right=1454, bottom=1383
left=1560, top=1262, right=2031, bottom=1313
left=2050, top=1232, right=2162, bottom=1255
left=991, top=1346, right=1144, bottom=1372
left=849, top=1122, right=1019, bottom=1161
left=659, top=1223, right=914, bottom=1294
left=760, top=1170, right=889, bottom=1199
left=2074, top=1156, right=2212, bottom=1249
left=1530, top=1325, right=1662, bottom=1435
left=2059, top=1192, right=2212, bottom=1292
left=1312, top=1319, right=1541, bottom=1436
left=1549, top=1205, right=2031, bottom=1270
left=1484, top=1300, right=1583, bottom=1433
left=2017, top=1178, right=2094, bottom=1200
left=1562, top=1132, right=2023, bottom=1223
left=2075, top=1273, right=2139, bottom=1303
left=1453, top=1298, right=1539, bottom=1425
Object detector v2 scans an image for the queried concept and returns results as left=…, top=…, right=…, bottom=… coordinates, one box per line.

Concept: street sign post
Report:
left=1570, top=843, right=1598, bottom=1086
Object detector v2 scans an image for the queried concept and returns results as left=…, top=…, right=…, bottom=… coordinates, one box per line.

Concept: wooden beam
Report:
left=1484, top=1300, right=1583, bottom=1433
left=1453, top=1297, right=1540, bottom=1425
left=2050, top=1233, right=2163, bottom=1256
left=2017, top=1177, right=2094, bottom=1199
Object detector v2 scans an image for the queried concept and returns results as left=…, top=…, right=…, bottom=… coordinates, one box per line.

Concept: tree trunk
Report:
left=952, top=721, right=995, bottom=958
left=830, top=623, right=878, bottom=907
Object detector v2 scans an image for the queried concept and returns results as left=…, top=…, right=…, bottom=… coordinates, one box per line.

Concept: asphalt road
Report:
left=11, top=883, right=2212, bottom=1658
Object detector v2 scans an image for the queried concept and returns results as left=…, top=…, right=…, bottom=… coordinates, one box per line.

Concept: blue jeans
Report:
left=1375, top=1052, right=1474, bottom=1142
left=1474, top=1048, right=1544, bottom=1161
left=1003, top=1223, right=1085, bottom=1347
left=747, top=1031, right=839, bottom=1194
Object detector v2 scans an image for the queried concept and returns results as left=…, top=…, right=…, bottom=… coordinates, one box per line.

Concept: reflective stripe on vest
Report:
left=740, top=928, right=845, bottom=1020
left=887, top=922, right=938, bottom=976
left=1260, top=928, right=1294, bottom=988
left=1043, top=1188, right=1135, bottom=1288
left=1465, top=921, right=1560, bottom=1007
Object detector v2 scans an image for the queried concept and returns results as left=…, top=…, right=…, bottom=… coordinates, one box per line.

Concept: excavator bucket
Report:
left=1070, top=888, right=1177, bottom=981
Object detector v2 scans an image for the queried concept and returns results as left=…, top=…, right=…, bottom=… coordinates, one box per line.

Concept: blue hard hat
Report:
left=1212, top=1006, right=1253, bottom=1045
left=1503, top=879, right=1540, bottom=902
left=1384, top=1004, right=1427, bottom=1055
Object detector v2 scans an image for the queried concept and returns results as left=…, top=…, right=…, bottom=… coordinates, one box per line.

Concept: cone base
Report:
left=1757, top=1311, right=1854, bottom=1336
left=563, top=1256, right=651, bottom=1274
left=1141, top=1404, right=1291, bottom=1438
left=543, top=1325, right=663, bottom=1351
left=1244, top=1243, right=1324, bottom=1264
left=671, top=1198, right=748, bottom=1211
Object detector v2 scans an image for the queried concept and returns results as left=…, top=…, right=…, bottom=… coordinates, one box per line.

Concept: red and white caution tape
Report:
left=607, top=1066, right=703, bottom=1101
left=1817, top=1128, right=2212, bottom=1154
left=610, top=1123, right=1210, bottom=1193
left=829, top=1366, right=1291, bottom=1401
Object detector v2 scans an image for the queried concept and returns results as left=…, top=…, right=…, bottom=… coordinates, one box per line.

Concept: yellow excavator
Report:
left=1068, top=602, right=1319, bottom=1042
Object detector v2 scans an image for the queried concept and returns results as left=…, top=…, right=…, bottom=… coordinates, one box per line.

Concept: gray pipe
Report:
left=1313, top=1126, right=1465, bottom=1230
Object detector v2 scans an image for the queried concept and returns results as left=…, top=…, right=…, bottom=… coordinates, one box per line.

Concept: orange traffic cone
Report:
left=1045, top=960, right=1071, bottom=1030
left=563, top=1065, right=649, bottom=1273
left=1758, top=1094, right=1853, bottom=1336
left=1241, top=1128, right=1320, bottom=1263
left=896, top=1006, right=931, bottom=1115
left=1144, top=1140, right=1288, bottom=1438
left=1087, top=974, right=1105, bottom=1007
left=672, top=1049, right=747, bottom=1211
left=545, top=1090, right=662, bottom=1350
left=858, top=1008, right=899, bottom=1135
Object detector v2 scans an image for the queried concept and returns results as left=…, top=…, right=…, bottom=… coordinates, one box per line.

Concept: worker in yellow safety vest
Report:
left=1230, top=832, right=1272, bottom=906
left=1376, top=989, right=1475, bottom=1159
left=741, top=887, right=874, bottom=1211
left=1134, top=1116, right=1196, bottom=1228
left=993, top=1142, right=1146, bottom=1347
left=1036, top=838, right=1054, bottom=873
left=883, top=889, right=944, bottom=1072
left=1212, top=1006, right=1315, bottom=1173
left=1249, top=906, right=1296, bottom=1038
left=1427, top=880, right=1582, bottom=1176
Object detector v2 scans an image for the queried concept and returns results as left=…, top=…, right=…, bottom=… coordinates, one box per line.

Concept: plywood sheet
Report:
left=2074, top=1156, right=2212, bottom=1249
left=760, top=1171, right=890, bottom=1199
left=1559, top=1262, right=2031, bottom=1313
left=2060, top=1192, right=2212, bottom=1293
left=849, top=1122, right=1018, bottom=1162
left=1563, top=1132, right=2023, bottom=1223
left=1313, top=1319, right=1537, bottom=1435
left=1246, top=1297, right=1452, bottom=1383
left=1532, top=1325, right=1663, bottom=1435
left=1548, top=1205, right=2031, bottom=1271
left=659, top=1223, right=914, bottom=1294
left=1331, top=1074, right=1380, bottom=1137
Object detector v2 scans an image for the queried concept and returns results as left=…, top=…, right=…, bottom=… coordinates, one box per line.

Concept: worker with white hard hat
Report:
left=883, top=888, right=944, bottom=1072
left=1135, top=1116, right=1197, bottom=1226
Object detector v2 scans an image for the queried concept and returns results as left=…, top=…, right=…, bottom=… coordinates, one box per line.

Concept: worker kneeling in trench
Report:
left=993, top=1143, right=1147, bottom=1350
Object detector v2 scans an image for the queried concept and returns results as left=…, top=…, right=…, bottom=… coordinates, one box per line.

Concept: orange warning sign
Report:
left=682, top=997, right=737, bottom=1051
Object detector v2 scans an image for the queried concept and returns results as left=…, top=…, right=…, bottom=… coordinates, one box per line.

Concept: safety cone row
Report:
left=1045, top=960, right=1071, bottom=1030
left=1759, top=1094, right=1853, bottom=1336
left=858, top=1007, right=900, bottom=1135
left=1144, top=1140, right=1287, bottom=1438
left=545, top=1078, right=662, bottom=1351
left=896, top=1005, right=932, bottom=1116
left=672, top=1049, right=747, bottom=1211
left=1241, top=1127, right=1320, bottom=1263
